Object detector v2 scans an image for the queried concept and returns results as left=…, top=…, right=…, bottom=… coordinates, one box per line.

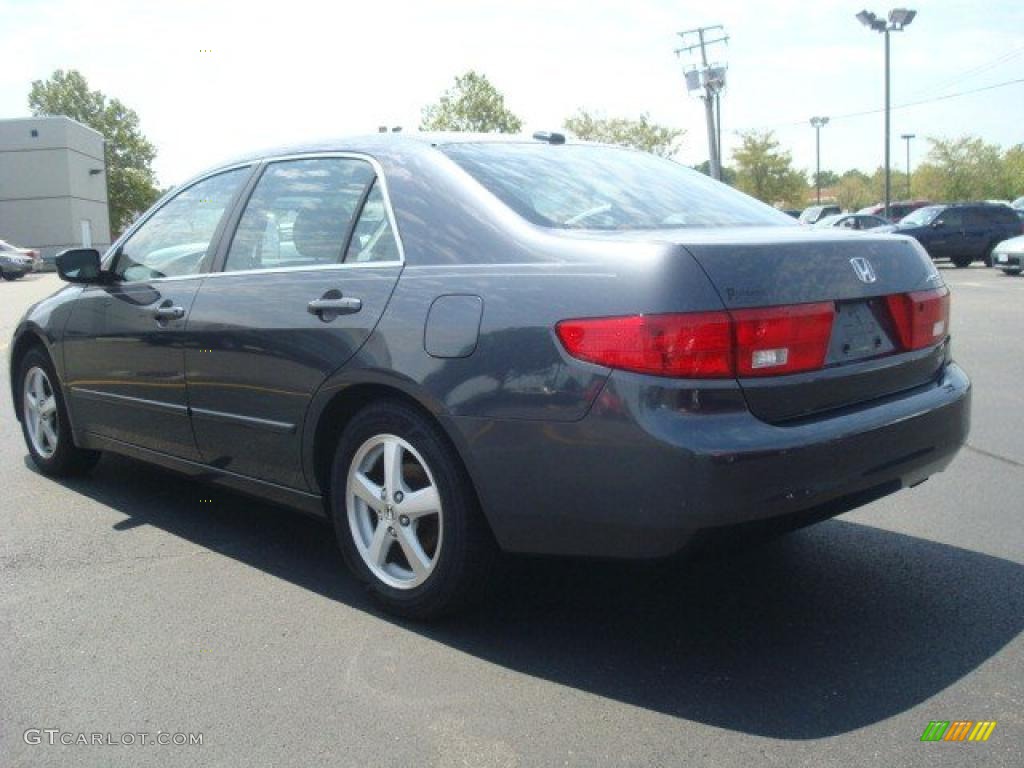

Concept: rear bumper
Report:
left=456, top=362, right=971, bottom=558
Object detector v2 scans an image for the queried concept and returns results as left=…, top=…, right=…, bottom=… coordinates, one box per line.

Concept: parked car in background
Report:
left=8, top=135, right=970, bottom=618
left=797, top=204, right=841, bottom=225
left=781, top=208, right=802, bottom=219
left=813, top=213, right=891, bottom=231
left=879, top=202, right=1023, bottom=268
left=1012, top=196, right=1024, bottom=211
left=858, top=200, right=931, bottom=222
left=991, top=235, right=1024, bottom=275
left=0, top=240, right=40, bottom=277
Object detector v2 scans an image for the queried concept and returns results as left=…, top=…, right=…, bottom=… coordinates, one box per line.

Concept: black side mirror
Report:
left=931, top=219, right=945, bottom=229
left=55, top=248, right=102, bottom=283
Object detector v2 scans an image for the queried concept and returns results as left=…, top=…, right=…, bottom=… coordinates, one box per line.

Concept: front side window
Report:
left=113, top=167, right=250, bottom=282
left=224, top=158, right=374, bottom=272
left=441, top=143, right=792, bottom=231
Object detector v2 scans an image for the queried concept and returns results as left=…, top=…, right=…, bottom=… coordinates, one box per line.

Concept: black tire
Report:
left=951, top=254, right=973, bottom=268
left=2, top=272, right=21, bottom=281
left=1003, top=269, right=1022, bottom=276
left=330, top=400, right=495, bottom=620
left=17, top=347, right=101, bottom=476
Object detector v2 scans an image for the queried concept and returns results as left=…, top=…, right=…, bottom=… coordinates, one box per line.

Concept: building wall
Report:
left=0, top=116, right=111, bottom=263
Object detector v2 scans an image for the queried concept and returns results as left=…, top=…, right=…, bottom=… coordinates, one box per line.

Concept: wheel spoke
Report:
left=367, top=523, right=392, bottom=566
left=383, top=439, right=404, bottom=494
left=351, top=472, right=385, bottom=513
left=41, top=418, right=58, bottom=448
left=400, top=485, right=441, bottom=520
left=397, top=527, right=431, bottom=578
left=39, top=396, right=56, bottom=417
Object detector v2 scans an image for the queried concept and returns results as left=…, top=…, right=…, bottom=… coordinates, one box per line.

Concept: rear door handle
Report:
left=154, top=305, right=185, bottom=321
left=308, top=291, right=362, bottom=320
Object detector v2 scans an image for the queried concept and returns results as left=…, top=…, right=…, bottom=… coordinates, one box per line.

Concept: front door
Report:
left=63, top=166, right=252, bottom=459
left=185, top=157, right=403, bottom=488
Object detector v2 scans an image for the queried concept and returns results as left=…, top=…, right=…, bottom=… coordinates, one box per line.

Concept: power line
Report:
left=905, top=45, right=1024, bottom=100
left=735, top=76, right=1024, bottom=133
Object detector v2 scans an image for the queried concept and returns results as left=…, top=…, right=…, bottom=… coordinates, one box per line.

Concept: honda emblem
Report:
left=850, top=257, right=877, bottom=284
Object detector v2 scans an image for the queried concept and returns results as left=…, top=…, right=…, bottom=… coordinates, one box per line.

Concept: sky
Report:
left=2, top=0, right=1022, bottom=187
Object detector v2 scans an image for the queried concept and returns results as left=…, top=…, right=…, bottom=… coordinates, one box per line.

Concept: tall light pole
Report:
left=856, top=8, right=916, bottom=219
left=810, top=116, right=830, bottom=204
left=901, top=133, right=915, bottom=198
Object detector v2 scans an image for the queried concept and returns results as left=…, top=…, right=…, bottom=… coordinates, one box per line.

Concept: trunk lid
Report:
left=682, top=228, right=947, bottom=422
left=580, top=227, right=949, bottom=422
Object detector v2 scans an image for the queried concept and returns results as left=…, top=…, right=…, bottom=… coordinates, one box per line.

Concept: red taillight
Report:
left=884, top=287, right=950, bottom=351
left=555, top=312, right=734, bottom=378
left=556, top=302, right=834, bottom=379
left=731, top=302, right=835, bottom=376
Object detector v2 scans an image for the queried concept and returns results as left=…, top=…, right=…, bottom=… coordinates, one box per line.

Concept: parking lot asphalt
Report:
left=1, top=267, right=1021, bottom=768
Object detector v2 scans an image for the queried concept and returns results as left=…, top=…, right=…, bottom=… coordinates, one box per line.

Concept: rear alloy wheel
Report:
left=331, top=401, right=494, bottom=619
left=18, top=347, right=100, bottom=476
left=951, top=254, right=973, bottom=268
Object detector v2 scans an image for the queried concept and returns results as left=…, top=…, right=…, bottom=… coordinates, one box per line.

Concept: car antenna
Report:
left=532, top=131, right=566, bottom=145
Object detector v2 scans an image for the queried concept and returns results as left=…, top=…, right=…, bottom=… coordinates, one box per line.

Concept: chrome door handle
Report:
left=307, top=292, right=362, bottom=320
left=154, top=305, right=185, bottom=321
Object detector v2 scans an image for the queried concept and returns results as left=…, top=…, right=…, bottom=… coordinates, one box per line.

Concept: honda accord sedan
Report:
left=9, top=134, right=970, bottom=618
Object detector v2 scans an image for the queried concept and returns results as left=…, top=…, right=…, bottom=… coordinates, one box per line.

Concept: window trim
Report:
left=207, top=151, right=406, bottom=278
left=101, top=162, right=257, bottom=281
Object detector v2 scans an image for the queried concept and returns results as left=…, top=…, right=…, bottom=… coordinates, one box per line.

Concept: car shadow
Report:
left=38, top=453, right=1024, bottom=740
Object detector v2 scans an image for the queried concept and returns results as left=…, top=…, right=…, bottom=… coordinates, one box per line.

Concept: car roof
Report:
left=217, top=132, right=587, bottom=169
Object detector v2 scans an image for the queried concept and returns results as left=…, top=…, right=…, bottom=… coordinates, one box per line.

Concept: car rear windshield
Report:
left=440, top=143, right=792, bottom=231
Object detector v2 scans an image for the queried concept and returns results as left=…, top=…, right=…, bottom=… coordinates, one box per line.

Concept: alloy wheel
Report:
left=23, top=366, right=59, bottom=459
left=346, top=434, right=444, bottom=590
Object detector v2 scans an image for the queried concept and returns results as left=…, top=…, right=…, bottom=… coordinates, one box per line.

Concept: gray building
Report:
left=0, top=116, right=111, bottom=265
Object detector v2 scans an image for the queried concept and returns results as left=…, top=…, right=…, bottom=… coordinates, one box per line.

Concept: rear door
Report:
left=925, top=207, right=964, bottom=260
left=185, top=155, right=403, bottom=489
left=962, top=207, right=992, bottom=258
left=63, top=166, right=252, bottom=459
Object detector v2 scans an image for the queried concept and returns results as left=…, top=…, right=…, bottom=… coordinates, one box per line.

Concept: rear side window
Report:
left=441, top=143, right=791, bottom=231
left=224, top=158, right=374, bottom=272
left=344, top=181, right=401, bottom=263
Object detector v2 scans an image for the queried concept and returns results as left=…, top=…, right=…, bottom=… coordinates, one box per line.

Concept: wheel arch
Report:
left=303, top=373, right=493, bottom=537
left=8, top=327, right=53, bottom=422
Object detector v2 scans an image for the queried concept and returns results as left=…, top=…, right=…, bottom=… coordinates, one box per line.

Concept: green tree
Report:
left=813, top=170, right=839, bottom=188
left=1000, top=143, right=1023, bottom=199
left=835, top=169, right=874, bottom=211
left=731, top=131, right=808, bottom=207
left=563, top=109, right=684, bottom=158
left=910, top=135, right=1006, bottom=202
left=693, top=160, right=737, bottom=186
left=420, top=71, right=522, bottom=133
left=29, top=69, right=160, bottom=236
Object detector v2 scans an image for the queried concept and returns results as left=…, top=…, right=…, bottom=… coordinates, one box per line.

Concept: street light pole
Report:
left=856, top=8, right=916, bottom=220
left=901, top=133, right=915, bottom=198
left=810, top=116, right=829, bottom=204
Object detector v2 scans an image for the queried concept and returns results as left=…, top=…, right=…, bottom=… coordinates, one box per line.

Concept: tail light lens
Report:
left=884, top=287, right=950, bottom=351
left=556, top=302, right=834, bottom=379
left=555, top=312, right=734, bottom=378
left=731, top=303, right=835, bottom=376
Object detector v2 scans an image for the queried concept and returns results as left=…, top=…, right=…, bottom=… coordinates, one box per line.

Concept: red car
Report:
left=857, top=200, right=931, bottom=222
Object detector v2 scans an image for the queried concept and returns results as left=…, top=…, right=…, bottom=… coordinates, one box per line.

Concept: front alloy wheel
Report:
left=23, top=366, right=59, bottom=459
left=346, top=434, right=443, bottom=590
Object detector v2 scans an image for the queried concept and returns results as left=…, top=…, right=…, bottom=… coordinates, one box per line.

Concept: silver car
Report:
left=992, top=235, right=1024, bottom=275
left=0, top=240, right=36, bottom=280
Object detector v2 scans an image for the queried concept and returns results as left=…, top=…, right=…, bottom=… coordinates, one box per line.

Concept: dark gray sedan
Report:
left=8, top=134, right=970, bottom=618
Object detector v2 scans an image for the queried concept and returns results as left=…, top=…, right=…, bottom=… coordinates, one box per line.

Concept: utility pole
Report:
left=901, top=133, right=915, bottom=198
left=810, top=116, right=829, bottom=204
left=676, top=25, right=728, bottom=181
